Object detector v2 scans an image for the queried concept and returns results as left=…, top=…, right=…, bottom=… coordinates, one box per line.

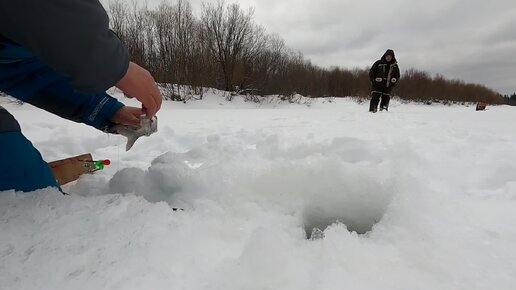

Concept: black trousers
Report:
left=369, top=91, right=391, bottom=112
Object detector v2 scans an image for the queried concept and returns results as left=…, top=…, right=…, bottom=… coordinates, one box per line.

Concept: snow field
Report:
left=1, top=93, right=516, bottom=289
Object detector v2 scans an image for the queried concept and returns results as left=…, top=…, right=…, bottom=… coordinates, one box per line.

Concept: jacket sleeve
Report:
left=391, top=64, right=401, bottom=88
left=0, top=0, right=129, bottom=93
left=25, top=79, right=124, bottom=131
left=394, top=64, right=401, bottom=80
left=369, top=60, right=380, bottom=82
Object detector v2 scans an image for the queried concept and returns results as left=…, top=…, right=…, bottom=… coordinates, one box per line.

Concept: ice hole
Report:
left=303, top=204, right=385, bottom=239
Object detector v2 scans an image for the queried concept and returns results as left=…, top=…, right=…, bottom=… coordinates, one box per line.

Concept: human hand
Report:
left=115, top=62, right=162, bottom=118
left=110, top=106, right=143, bottom=127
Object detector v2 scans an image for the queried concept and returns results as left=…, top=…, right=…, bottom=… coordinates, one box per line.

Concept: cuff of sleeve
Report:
left=82, top=93, right=124, bottom=130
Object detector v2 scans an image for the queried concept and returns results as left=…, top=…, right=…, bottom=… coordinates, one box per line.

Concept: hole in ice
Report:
left=303, top=201, right=386, bottom=239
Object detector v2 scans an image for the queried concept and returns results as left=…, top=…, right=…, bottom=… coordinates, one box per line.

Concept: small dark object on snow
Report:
left=476, top=103, right=487, bottom=111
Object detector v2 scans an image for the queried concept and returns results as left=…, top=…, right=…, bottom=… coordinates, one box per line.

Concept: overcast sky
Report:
left=130, top=0, right=516, bottom=94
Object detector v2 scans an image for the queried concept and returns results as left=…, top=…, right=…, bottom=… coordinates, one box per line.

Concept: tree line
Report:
left=108, top=0, right=506, bottom=104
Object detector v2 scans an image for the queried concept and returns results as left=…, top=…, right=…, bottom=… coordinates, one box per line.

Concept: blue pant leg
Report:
left=0, top=109, right=58, bottom=192
left=0, top=132, right=59, bottom=192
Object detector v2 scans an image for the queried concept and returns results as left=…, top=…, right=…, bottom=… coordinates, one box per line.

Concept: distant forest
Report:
left=108, top=0, right=511, bottom=104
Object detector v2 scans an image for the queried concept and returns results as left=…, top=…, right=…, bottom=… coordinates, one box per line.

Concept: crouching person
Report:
left=0, top=0, right=162, bottom=192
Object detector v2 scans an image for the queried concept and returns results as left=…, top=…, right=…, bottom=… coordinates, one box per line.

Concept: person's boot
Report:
left=379, top=94, right=390, bottom=112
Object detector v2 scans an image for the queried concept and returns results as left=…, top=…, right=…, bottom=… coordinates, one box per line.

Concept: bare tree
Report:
left=202, top=1, right=257, bottom=91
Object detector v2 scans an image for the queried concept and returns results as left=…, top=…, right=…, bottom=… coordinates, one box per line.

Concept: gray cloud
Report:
left=124, top=0, right=516, bottom=94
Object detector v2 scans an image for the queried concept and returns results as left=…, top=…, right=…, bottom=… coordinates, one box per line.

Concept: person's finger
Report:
left=126, top=114, right=141, bottom=127
left=151, top=84, right=163, bottom=110
left=141, top=95, right=157, bottom=118
left=129, top=107, right=144, bottom=127
left=114, top=107, right=143, bottom=127
left=150, top=93, right=161, bottom=116
left=144, top=82, right=161, bottom=118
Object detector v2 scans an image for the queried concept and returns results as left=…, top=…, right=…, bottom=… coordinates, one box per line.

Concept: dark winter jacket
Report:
left=369, top=49, right=400, bottom=93
left=0, top=0, right=129, bottom=93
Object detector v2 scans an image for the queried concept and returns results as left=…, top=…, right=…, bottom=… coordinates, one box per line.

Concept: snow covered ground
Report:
left=1, top=91, right=516, bottom=290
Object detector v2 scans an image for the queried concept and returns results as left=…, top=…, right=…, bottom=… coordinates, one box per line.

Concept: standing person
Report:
left=369, top=49, right=400, bottom=112
left=0, top=0, right=162, bottom=192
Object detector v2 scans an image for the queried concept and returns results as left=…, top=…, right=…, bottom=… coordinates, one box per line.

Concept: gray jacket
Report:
left=0, top=0, right=129, bottom=93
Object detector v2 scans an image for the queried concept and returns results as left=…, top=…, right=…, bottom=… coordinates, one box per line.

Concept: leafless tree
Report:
left=202, top=1, right=258, bottom=91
